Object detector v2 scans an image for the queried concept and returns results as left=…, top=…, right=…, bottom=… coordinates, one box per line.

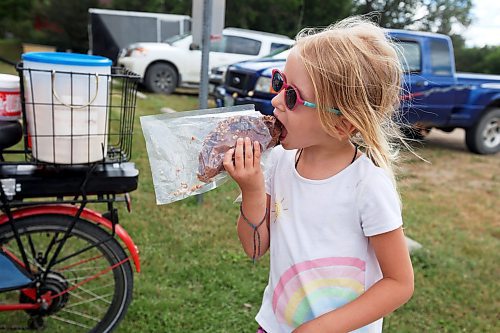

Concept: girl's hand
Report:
left=223, top=137, right=264, bottom=194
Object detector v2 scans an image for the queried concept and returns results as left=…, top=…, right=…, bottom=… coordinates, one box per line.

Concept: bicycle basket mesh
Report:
left=17, top=65, right=139, bottom=165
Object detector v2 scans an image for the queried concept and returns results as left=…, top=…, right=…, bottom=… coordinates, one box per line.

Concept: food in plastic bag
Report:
left=197, top=115, right=281, bottom=182
left=140, top=104, right=281, bottom=205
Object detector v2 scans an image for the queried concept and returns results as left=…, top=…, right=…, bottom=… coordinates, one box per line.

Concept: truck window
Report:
left=210, top=36, right=227, bottom=53
left=430, top=39, right=452, bottom=76
left=224, top=36, right=262, bottom=56
left=396, top=41, right=421, bottom=73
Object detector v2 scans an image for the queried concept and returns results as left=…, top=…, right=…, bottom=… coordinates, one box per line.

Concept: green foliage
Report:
left=483, top=47, right=500, bottom=75
left=455, top=45, right=500, bottom=74
left=34, top=0, right=99, bottom=52
left=225, top=0, right=352, bottom=37
left=353, top=0, right=473, bottom=35
left=419, top=0, right=472, bottom=34
left=300, top=0, right=353, bottom=28
left=0, top=0, right=34, bottom=39
left=0, top=39, right=23, bottom=63
left=353, top=0, right=420, bottom=29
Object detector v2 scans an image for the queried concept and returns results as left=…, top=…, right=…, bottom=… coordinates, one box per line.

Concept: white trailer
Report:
left=88, top=8, right=191, bottom=63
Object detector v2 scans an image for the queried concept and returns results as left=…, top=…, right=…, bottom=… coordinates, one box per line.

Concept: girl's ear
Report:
left=334, top=118, right=357, bottom=139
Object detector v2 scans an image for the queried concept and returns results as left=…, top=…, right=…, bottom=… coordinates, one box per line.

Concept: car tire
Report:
left=465, top=107, right=500, bottom=154
left=145, top=63, right=178, bottom=94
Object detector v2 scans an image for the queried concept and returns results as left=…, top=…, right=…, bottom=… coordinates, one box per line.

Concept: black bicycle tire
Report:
left=0, top=214, right=134, bottom=333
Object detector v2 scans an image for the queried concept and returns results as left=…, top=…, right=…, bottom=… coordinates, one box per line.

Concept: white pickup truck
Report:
left=117, top=28, right=294, bottom=94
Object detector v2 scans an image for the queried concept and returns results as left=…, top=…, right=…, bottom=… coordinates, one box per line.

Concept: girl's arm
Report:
left=223, top=137, right=270, bottom=259
left=294, top=227, right=414, bottom=333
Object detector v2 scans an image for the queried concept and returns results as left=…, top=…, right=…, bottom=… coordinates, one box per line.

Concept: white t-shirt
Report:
left=256, top=146, right=403, bottom=333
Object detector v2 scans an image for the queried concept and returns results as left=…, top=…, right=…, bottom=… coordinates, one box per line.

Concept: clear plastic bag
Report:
left=140, top=105, right=280, bottom=205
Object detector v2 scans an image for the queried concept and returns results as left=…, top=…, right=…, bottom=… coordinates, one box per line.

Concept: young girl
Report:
left=223, top=17, right=414, bottom=333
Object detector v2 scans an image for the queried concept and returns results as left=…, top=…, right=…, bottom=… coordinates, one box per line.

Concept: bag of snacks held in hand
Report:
left=140, top=105, right=282, bottom=205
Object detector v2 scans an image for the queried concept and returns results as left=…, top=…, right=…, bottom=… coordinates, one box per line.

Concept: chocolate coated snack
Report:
left=197, top=115, right=281, bottom=182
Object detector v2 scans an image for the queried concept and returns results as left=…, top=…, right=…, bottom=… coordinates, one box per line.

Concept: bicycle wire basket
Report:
left=16, top=64, right=140, bottom=165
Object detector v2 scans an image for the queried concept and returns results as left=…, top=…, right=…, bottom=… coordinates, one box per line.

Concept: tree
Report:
left=455, top=45, right=500, bottom=74
left=37, top=0, right=99, bottom=52
left=418, top=0, right=472, bottom=34
left=225, top=0, right=302, bottom=37
left=353, top=0, right=473, bottom=35
left=0, top=0, right=34, bottom=40
left=225, top=0, right=351, bottom=37
left=353, top=0, right=420, bottom=29
left=482, top=47, right=500, bottom=75
left=300, top=0, right=353, bottom=30
left=111, top=0, right=166, bottom=12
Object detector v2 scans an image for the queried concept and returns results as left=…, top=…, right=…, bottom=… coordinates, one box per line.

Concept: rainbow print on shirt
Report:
left=272, top=257, right=366, bottom=329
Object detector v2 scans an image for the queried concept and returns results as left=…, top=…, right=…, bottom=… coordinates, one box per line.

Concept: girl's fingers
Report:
left=223, top=148, right=235, bottom=174
left=244, top=137, right=253, bottom=166
left=224, top=138, right=262, bottom=179
left=253, top=141, right=261, bottom=168
left=234, top=138, right=244, bottom=169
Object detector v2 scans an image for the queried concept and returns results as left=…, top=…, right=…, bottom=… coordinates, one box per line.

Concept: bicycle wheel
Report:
left=0, top=214, right=134, bottom=332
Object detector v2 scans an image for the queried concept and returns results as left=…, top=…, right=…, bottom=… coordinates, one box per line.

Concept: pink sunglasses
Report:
left=271, top=69, right=341, bottom=115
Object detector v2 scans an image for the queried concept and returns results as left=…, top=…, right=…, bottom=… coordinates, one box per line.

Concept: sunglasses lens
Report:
left=285, top=87, right=297, bottom=110
left=272, top=71, right=283, bottom=92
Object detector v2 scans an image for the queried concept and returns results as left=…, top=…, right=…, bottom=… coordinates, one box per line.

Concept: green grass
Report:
left=110, top=92, right=499, bottom=332
left=0, top=39, right=22, bottom=66
left=0, top=62, right=18, bottom=75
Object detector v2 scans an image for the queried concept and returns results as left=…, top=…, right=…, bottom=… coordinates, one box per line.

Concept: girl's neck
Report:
left=296, top=141, right=358, bottom=180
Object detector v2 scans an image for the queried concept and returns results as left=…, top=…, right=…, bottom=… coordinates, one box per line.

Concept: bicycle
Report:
left=0, top=56, right=141, bottom=332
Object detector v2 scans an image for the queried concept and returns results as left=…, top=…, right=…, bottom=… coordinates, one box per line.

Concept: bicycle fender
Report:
left=0, top=205, right=141, bottom=273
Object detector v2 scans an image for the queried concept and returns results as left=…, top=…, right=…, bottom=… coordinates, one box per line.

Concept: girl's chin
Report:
left=279, top=140, right=294, bottom=150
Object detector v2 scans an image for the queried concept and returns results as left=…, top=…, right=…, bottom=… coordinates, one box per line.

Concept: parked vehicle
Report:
left=209, top=46, right=291, bottom=89
left=219, top=29, right=500, bottom=154
left=117, top=28, right=294, bottom=94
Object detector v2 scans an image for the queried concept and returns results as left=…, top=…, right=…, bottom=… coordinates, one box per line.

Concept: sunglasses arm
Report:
left=303, top=101, right=342, bottom=116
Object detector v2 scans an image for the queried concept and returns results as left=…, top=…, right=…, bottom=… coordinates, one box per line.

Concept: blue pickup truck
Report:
left=216, top=30, right=500, bottom=154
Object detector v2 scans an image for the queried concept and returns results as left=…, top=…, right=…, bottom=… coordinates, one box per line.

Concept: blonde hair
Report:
left=295, top=16, right=405, bottom=186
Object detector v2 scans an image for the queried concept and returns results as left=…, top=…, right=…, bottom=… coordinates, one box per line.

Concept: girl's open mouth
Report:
left=275, top=118, right=287, bottom=142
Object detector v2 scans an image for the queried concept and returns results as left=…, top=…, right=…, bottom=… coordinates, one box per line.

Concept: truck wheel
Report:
left=145, top=63, right=178, bottom=94
left=465, top=108, right=500, bottom=154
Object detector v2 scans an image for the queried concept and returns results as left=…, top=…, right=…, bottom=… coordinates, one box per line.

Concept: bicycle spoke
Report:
left=74, top=282, right=115, bottom=293
left=63, top=288, right=106, bottom=313
left=59, top=254, right=104, bottom=271
left=27, top=233, right=37, bottom=261
left=65, top=292, right=113, bottom=309
left=4, top=244, right=45, bottom=272
left=60, top=308, right=100, bottom=322
left=43, top=231, right=62, bottom=264
left=59, top=264, right=108, bottom=274
left=63, top=270, right=112, bottom=283
left=67, top=283, right=113, bottom=306
left=51, top=315, right=92, bottom=329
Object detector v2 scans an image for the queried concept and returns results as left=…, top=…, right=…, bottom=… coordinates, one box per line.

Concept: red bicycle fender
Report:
left=0, top=205, right=141, bottom=273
